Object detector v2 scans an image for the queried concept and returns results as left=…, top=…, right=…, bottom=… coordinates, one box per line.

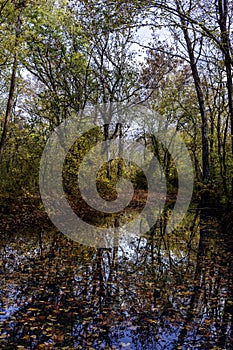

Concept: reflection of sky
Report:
left=0, top=301, right=19, bottom=321
left=88, top=321, right=181, bottom=350
left=1, top=215, right=232, bottom=349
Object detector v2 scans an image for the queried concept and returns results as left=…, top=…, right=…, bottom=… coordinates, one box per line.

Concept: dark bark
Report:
left=0, top=4, right=23, bottom=162
left=175, top=0, right=210, bottom=183
left=217, top=0, right=233, bottom=197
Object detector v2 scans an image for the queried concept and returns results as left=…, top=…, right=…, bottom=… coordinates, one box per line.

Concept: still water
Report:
left=0, top=210, right=233, bottom=349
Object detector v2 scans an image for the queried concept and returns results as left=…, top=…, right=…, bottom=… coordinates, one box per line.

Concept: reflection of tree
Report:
left=176, top=209, right=233, bottom=349
left=1, top=212, right=233, bottom=348
left=216, top=240, right=233, bottom=348
left=176, top=209, right=207, bottom=348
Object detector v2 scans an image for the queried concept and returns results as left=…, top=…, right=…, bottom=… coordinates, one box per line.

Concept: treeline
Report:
left=0, top=0, right=232, bottom=205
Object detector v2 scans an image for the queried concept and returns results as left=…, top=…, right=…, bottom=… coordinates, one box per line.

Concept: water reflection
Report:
left=0, top=211, right=233, bottom=349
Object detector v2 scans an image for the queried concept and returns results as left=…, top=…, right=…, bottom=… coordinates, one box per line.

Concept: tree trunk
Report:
left=0, top=5, right=22, bottom=162
left=175, top=0, right=210, bottom=183
left=217, top=0, right=233, bottom=197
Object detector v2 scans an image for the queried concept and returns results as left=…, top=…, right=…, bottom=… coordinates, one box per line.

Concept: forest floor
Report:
left=1, top=188, right=227, bottom=236
left=0, top=190, right=175, bottom=234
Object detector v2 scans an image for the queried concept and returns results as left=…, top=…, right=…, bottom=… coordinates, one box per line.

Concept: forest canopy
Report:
left=0, top=0, right=233, bottom=204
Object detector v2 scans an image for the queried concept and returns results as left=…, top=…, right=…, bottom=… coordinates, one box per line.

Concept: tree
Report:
left=72, top=0, right=145, bottom=179
left=173, top=0, right=210, bottom=183
left=0, top=0, right=25, bottom=161
left=22, top=0, right=90, bottom=128
left=122, top=0, right=233, bottom=197
left=216, top=0, right=233, bottom=196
